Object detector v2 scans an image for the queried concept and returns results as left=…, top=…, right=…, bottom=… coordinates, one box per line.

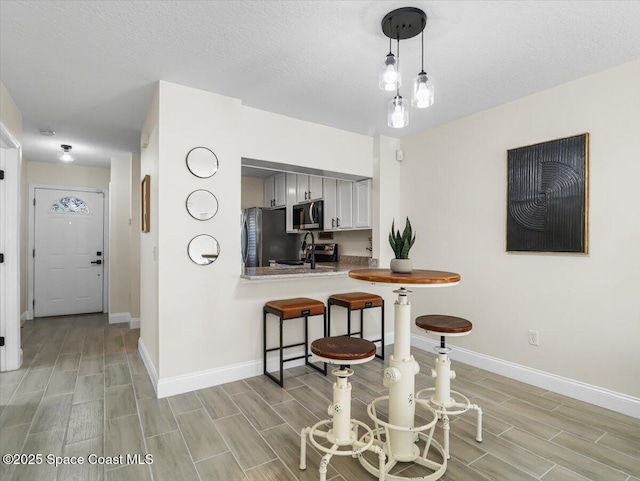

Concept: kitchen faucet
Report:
left=302, top=231, right=316, bottom=269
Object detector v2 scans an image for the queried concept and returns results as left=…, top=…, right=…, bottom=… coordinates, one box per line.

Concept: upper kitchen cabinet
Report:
left=323, top=178, right=353, bottom=230
left=264, top=172, right=286, bottom=208
left=296, top=174, right=323, bottom=203
left=354, top=179, right=372, bottom=228
left=285, top=173, right=298, bottom=233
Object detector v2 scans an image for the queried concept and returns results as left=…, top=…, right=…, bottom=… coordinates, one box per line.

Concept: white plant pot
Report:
left=390, top=258, right=412, bottom=273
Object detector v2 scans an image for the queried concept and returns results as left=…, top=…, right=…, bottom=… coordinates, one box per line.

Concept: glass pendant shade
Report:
left=379, top=53, right=401, bottom=91
left=411, top=72, right=434, bottom=108
left=388, top=95, right=409, bottom=128
left=57, top=145, right=74, bottom=162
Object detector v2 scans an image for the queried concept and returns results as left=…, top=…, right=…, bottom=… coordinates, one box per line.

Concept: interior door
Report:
left=34, top=188, right=104, bottom=317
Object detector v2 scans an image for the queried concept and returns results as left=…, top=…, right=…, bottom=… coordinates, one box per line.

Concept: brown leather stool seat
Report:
left=265, top=298, right=326, bottom=319
left=328, top=292, right=385, bottom=360
left=263, top=298, right=327, bottom=387
left=415, top=315, right=472, bottom=335
left=311, top=336, right=377, bottom=364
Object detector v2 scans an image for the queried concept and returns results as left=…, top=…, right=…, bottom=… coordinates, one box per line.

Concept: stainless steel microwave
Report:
left=293, top=200, right=324, bottom=230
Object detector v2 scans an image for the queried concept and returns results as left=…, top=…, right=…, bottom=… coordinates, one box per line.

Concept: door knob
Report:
left=91, top=260, right=102, bottom=265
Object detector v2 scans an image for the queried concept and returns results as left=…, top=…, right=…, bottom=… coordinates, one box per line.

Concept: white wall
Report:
left=144, top=81, right=387, bottom=393
left=0, top=81, right=22, bottom=141
left=1, top=82, right=26, bottom=316
left=402, top=60, right=640, bottom=398
left=130, top=152, right=141, bottom=320
left=240, top=177, right=264, bottom=209
left=139, top=85, right=160, bottom=374
left=373, top=135, right=402, bottom=265
left=242, top=107, right=374, bottom=177
left=331, top=230, right=371, bottom=257
left=27, top=161, right=111, bottom=189
left=109, top=155, right=132, bottom=320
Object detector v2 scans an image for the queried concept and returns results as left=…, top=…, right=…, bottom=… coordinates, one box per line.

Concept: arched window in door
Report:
left=49, top=196, right=91, bottom=214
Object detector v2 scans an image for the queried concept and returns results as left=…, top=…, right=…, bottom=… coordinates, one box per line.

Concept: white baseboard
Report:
left=157, top=359, right=263, bottom=399
left=411, top=334, right=640, bottom=419
left=129, top=317, right=140, bottom=329
left=154, top=332, right=395, bottom=399
left=138, top=339, right=158, bottom=397
left=20, top=311, right=28, bottom=326
left=109, top=312, right=131, bottom=325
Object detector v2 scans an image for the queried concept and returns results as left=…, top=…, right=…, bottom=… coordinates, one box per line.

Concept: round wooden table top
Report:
left=348, top=268, right=461, bottom=285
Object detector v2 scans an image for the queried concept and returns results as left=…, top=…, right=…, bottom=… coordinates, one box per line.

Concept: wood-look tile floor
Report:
left=1, top=313, right=638, bottom=481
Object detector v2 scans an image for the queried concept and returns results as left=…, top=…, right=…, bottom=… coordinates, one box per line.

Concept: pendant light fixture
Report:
left=388, top=92, right=408, bottom=129
left=57, top=144, right=74, bottom=162
left=379, top=7, right=431, bottom=128
left=379, top=19, right=400, bottom=91
left=411, top=17, right=434, bottom=109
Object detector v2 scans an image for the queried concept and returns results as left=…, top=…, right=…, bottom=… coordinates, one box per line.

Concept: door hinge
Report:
left=0, top=170, right=4, bottom=180
left=33, top=249, right=35, bottom=258
left=33, top=299, right=35, bottom=308
left=33, top=198, right=36, bottom=206
left=0, top=253, right=3, bottom=263
left=0, top=337, right=4, bottom=347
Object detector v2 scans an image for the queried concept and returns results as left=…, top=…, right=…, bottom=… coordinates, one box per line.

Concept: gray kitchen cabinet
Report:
left=354, top=178, right=372, bottom=228
left=323, top=178, right=353, bottom=230
left=296, top=174, right=323, bottom=203
left=285, top=173, right=299, bottom=233
left=264, top=173, right=286, bottom=208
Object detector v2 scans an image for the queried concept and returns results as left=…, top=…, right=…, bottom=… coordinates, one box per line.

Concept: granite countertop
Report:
left=241, top=258, right=376, bottom=281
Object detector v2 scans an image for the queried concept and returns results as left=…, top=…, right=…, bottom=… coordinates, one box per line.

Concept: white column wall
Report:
left=373, top=135, right=402, bottom=266
left=109, top=155, right=132, bottom=320
left=139, top=85, right=160, bottom=374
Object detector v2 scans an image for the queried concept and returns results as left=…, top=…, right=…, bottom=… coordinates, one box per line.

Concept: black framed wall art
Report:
left=507, top=133, right=589, bottom=253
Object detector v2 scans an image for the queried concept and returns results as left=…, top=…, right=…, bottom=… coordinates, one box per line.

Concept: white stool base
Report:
left=360, top=395, right=447, bottom=481
left=417, top=386, right=483, bottom=458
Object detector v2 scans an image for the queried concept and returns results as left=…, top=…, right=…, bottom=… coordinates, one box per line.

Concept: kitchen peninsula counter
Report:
left=241, top=261, right=372, bottom=281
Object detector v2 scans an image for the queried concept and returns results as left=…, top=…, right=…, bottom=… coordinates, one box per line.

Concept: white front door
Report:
left=34, top=188, right=105, bottom=317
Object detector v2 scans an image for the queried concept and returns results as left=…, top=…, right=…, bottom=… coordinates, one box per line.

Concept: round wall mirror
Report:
left=188, top=235, right=220, bottom=265
left=186, top=190, right=219, bottom=220
left=186, top=147, right=219, bottom=178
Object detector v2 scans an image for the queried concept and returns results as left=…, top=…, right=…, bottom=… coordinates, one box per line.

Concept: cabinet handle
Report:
left=332, top=218, right=335, bottom=228
left=337, top=217, right=340, bottom=227
left=308, top=190, right=311, bottom=199
left=305, top=191, right=308, bottom=200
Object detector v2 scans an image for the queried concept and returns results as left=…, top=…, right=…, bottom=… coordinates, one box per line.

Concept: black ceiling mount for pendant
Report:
left=381, top=7, right=427, bottom=40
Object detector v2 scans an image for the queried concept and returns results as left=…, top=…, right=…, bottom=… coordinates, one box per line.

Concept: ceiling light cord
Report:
left=421, top=20, right=425, bottom=74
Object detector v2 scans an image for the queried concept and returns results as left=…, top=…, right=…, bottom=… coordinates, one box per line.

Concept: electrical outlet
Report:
left=528, top=330, right=539, bottom=346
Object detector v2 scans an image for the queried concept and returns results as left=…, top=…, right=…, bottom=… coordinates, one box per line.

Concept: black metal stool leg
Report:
left=379, top=300, right=385, bottom=360
left=263, top=309, right=268, bottom=375
left=278, top=316, right=284, bottom=387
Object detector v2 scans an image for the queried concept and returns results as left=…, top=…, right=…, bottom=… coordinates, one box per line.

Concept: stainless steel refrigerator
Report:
left=241, top=207, right=301, bottom=267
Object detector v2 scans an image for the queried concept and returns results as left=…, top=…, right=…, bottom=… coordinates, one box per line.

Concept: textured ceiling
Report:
left=1, top=1, right=639, bottom=168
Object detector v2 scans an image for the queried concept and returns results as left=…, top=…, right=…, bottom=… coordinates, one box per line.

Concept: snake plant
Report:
left=389, top=217, right=416, bottom=259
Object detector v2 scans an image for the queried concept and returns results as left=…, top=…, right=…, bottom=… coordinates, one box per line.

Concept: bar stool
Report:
left=300, top=336, right=386, bottom=481
left=328, top=292, right=385, bottom=360
left=415, top=315, right=483, bottom=459
left=263, top=297, right=327, bottom=387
